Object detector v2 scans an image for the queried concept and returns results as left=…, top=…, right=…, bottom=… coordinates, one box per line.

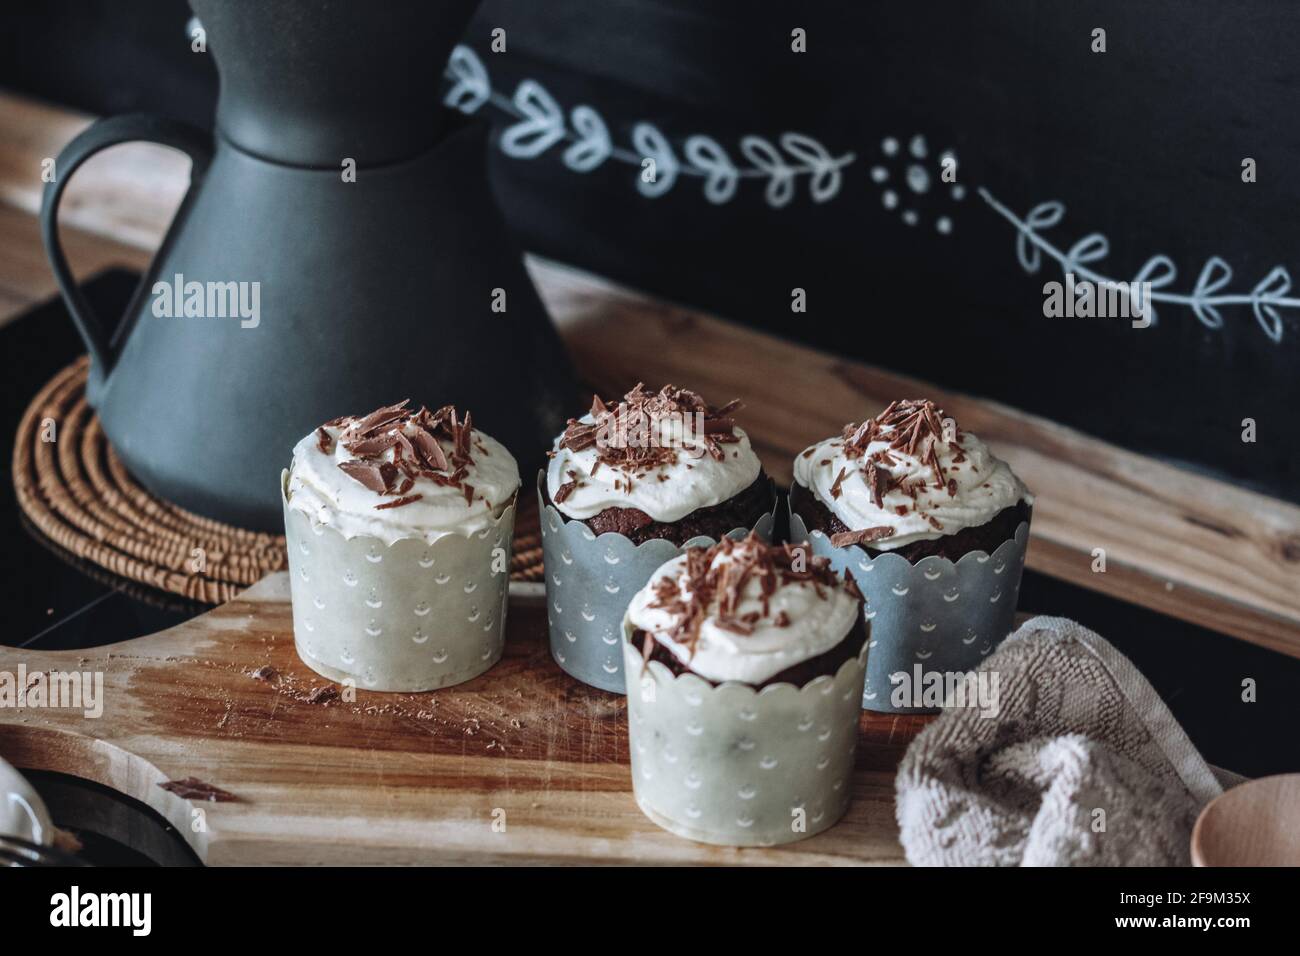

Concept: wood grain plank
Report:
left=0, top=202, right=149, bottom=321
left=0, top=574, right=912, bottom=865
left=0, top=92, right=191, bottom=248
left=0, top=91, right=1296, bottom=657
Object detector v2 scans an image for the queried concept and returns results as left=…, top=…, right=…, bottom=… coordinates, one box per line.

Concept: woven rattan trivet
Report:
left=13, top=357, right=544, bottom=605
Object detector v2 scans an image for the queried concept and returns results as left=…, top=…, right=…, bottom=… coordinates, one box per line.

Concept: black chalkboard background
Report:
left=4, top=0, right=1297, bottom=501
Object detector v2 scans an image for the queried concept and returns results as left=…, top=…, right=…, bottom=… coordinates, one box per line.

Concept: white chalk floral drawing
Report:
left=443, top=43, right=1292, bottom=344
left=444, top=45, right=854, bottom=207
left=979, top=189, right=1297, bottom=343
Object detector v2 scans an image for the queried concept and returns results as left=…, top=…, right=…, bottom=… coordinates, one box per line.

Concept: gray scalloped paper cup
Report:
left=282, top=470, right=515, bottom=692
left=789, top=503, right=1030, bottom=714
left=622, top=621, right=868, bottom=847
left=538, top=470, right=777, bottom=693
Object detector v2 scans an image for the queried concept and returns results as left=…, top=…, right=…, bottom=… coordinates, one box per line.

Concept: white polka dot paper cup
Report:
left=789, top=504, right=1030, bottom=714
left=538, top=471, right=777, bottom=694
left=622, top=619, right=868, bottom=847
left=281, top=471, right=515, bottom=692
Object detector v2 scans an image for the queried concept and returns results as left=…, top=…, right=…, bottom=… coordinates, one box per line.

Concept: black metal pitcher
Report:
left=40, top=0, right=573, bottom=531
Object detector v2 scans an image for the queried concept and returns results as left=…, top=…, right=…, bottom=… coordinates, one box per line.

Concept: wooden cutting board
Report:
left=0, top=574, right=927, bottom=865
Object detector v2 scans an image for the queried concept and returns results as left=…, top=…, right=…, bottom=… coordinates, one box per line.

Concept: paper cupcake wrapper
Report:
left=789, top=503, right=1030, bottom=714
left=282, top=471, right=514, bottom=692
left=538, top=470, right=777, bottom=693
left=622, top=623, right=867, bottom=846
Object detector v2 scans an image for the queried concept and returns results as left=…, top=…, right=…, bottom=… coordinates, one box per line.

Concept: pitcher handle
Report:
left=40, top=114, right=213, bottom=381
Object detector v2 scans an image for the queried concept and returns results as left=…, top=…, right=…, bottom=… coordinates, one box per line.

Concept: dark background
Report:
left=3, top=0, right=1297, bottom=502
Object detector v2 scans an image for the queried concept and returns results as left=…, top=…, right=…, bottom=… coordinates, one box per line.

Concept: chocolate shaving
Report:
left=829, top=467, right=849, bottom=500
left=343, top=433, right=399, bottom=457
left=557, top=383, right=744, bottom=479
left=643, top=532, right=860, bottom=660
left=409, top=428, right=447, bottom=471
left=831, top=526, right=896, bottom=548
left=375, top=494, right=423, bottom=510
left=862, top=458, right=893, bottom=508
left=305, top=685, right=339, bottom=704
left=326, top=401, right=482, bottom=503
left=315, top=427, right=334, bottom=455
left=351, top=399, right=410, bottom=436
left=338, top=459, right=393, bottom=494
left=836, top=399, right=967, bottom=517
left=844, top=400, right=951, bottom=459
left=250, top=665, right=278, bottom=682
left=158, top=777, right=238, bottom=802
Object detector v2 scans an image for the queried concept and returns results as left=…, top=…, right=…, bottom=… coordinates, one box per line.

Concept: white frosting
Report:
left=792, top=425, right=1030, bottom=550
left=285, top=420, right=520, bottom=545
left=625, top=548, right=861, bottom=685
left=546, top=414, right=761, bottom=521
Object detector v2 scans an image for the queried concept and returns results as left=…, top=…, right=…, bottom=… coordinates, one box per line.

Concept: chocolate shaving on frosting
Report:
left=338, top=459, right=396, bottom=494
left=644, top=531, right=861, bottom=662
left=324, top=400, right=481, bottom=508
left=838, top=399, right=962, bottom=505
left=557, top=383, right=742, bottom=476
left=830, top=526, right=896, bottom=548
left=553, top=478, right=580, bottom=503
left=375, top=494, right=423, bottom=510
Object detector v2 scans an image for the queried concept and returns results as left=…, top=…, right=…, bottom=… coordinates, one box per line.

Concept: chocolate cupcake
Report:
left=622, top=533, right=868, bottom=846
left=538, top=384, right=777, bottom=692
left=788, top=399, right=1032, bottom=713
left=545, top=384, right=775, bottom=544
left=282, top=400, right=519, bottom=692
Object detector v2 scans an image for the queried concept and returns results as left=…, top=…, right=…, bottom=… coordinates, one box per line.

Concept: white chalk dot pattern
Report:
left=869, top=135, right=963, bottom=235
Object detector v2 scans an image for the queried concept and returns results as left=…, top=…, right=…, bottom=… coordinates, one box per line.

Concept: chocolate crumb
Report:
left=305, top=685, right=339, bottom=704
left=159, top=777, right=238, bottom=802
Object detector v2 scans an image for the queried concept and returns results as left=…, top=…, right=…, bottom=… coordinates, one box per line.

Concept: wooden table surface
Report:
left=0, top=574, right=917, bottom=864
left=2, top=91, right=1297, bottom=659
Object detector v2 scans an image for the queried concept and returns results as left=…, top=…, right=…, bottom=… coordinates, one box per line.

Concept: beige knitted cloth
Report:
left=895, top=616, right=1230, bottom=866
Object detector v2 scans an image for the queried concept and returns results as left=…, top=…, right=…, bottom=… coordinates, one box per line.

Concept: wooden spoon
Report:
left=1191, top=774, right=1300, bottom=866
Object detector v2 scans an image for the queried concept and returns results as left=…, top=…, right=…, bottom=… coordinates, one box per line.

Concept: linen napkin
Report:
left=895, top=615, right=1231, bottom=866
